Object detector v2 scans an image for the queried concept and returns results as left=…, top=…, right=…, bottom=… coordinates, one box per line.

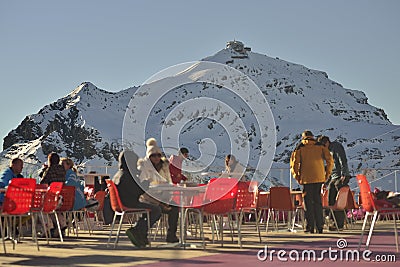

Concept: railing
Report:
left=76, top=165, right=119, bottom=177
left=348, top=169, right=399, bottom=193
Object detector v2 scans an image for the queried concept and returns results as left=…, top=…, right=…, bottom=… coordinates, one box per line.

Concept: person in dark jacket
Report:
left=318, top=135, right=351, bottom=231
left=40, top=152, right=66, bottom=185
left=113, top=150, right=161, bottom=248
left=39, top=152, right=67, bottom=236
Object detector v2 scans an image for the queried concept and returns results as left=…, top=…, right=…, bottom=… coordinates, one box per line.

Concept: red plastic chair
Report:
left=321, top=186, right=329, bottom=208
left=233, top=181, right=261, bottom=248
left=1, top=178, right=37, bottom=251
left=257, top=190, right=270, bottom=223
left=58, top=185, right=75, bottom=212
left=30, top=184, right=49, bottom=243
left=181, top=184, right=207, bottom=248
left=105, top=179, right=150, bottom=248
left=79, top=190, right=107, bottom=236
left=93, top=190, right=106, bottom=222
left=58, top=185, right=79, bottom=238
left=42, top=182, right=64, bottom=242
left=201, top=178, right=239, bottom=246
left=326, top=185, right=352, bottom=232
left=266, top=186, right=302, bottom=232
left=32, top=184, right=48, bottom=211
left=356, top=174, right=399, bottom=251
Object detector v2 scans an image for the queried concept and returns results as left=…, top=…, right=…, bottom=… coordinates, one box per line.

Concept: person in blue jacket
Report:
left=62, top=157, right=87, bottom=210
left=0, top=158, right=24, bottom=204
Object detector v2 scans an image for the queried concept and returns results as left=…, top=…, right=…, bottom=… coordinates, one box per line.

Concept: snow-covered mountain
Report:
left=1, top=41, right=399, bottom=189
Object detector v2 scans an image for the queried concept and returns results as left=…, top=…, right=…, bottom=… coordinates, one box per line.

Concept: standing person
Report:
left=62, top=157, right=86, bottom=211
left=39, top=152, right=66, bottom=185
left=317, top=135, right=351, bottom=231
left=138, top=138, right=180, bottom=243
left=113, top=150, right=161, bottom=248
left=223, top=154, right=246, bottom=180
left=291, top=130, right=333, bottom=233
left=0, top=158, right=24, bottom=204
left=169, top=147, right=189, bottom=184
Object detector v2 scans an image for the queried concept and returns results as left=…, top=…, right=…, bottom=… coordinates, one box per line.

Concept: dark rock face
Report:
left=3, top=117, right=43, bottom=150
left=2, top=82, right=126, bottom=166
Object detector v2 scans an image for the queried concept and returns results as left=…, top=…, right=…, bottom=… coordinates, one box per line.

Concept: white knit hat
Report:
left=146, top=138, right=162, bottom=158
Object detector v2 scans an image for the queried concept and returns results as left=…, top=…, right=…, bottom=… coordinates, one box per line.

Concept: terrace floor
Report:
left=1, top=220, right=398, bottom=266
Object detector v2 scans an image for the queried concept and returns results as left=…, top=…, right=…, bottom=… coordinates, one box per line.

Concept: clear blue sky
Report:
left=1, top=0, right=399, bottom=147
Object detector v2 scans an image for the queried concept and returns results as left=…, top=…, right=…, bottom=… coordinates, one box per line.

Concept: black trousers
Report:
left=161, top=204, right=179, bottom=236
left=303, top=183, right=324, bottom=230
left=135, top=202, right=162, bottom=237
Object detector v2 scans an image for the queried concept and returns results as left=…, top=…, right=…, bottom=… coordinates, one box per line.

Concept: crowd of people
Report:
left=0, top=152, right=93, bottom=238
left=111, top=138, right=252, bottom=247
left=0, top=137, right=195, bottom=247
left=1, top=130, right=398, bottom=247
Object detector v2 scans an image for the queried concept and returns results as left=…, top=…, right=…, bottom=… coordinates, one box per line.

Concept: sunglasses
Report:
left=150, top=153, right=162, bottom=158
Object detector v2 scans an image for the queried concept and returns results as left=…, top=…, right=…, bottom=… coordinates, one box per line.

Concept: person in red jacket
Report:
left=169, top=147, right=189, bottom=184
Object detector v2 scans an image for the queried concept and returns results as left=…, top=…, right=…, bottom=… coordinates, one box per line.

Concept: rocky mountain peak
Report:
left=1, top=42, right=399, bottom=182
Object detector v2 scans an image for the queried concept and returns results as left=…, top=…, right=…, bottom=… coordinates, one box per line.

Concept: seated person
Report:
left=62, top=157, right=87, bottom=210
left=0, top=158, right=24, bottom=205
left=138, top=138, right=180, bottom=243
left=39, top=152, right=67, bottom=237
left=39, top=152, right=66, bottom=185
left=114, top=150, right=161, bottom=248
left=374, top=188, right=400, bottom=207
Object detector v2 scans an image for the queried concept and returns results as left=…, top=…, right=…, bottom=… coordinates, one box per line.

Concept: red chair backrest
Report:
left=2, top=178, right=36, bottom=215
left=187, top=184, right=207, bottom=208
left=94, top=190, right=106, bottom=211
left=356, top=174, right=376, bottom=212
left=202, top=177, right=238, bottom=214
left=321, top=186, right=329, bottom=207
left=295, top=192, right=304, bottom=207
left=58, top=185, right=76, bottom=211
left=235, top=181, right=258, bottom=210
left=347, top=190, right=359, bottom=209
left=43, top=182, right=64, bottom=212
left=332, top=186, right=351, bottom=210
left=105, top=179, right=124, bottom=212
left=269, top=186, right=294, bottom=211
left=32, top=183, right=48, bottom=211
left=257, top=191, right=269, bottom=209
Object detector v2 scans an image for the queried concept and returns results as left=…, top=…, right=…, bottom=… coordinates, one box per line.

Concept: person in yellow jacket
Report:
left=291, top=130, right=333, bottom=233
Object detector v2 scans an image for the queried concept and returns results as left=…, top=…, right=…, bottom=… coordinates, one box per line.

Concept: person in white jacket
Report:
left=137, top=138, right=179, bottom=243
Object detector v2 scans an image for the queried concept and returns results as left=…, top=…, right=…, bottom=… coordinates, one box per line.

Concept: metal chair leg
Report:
left=107, top=213, right=118, bottom=247
left=366, top=211, right=379, bottom=249
left=358, top=211, right=371, bottom=251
